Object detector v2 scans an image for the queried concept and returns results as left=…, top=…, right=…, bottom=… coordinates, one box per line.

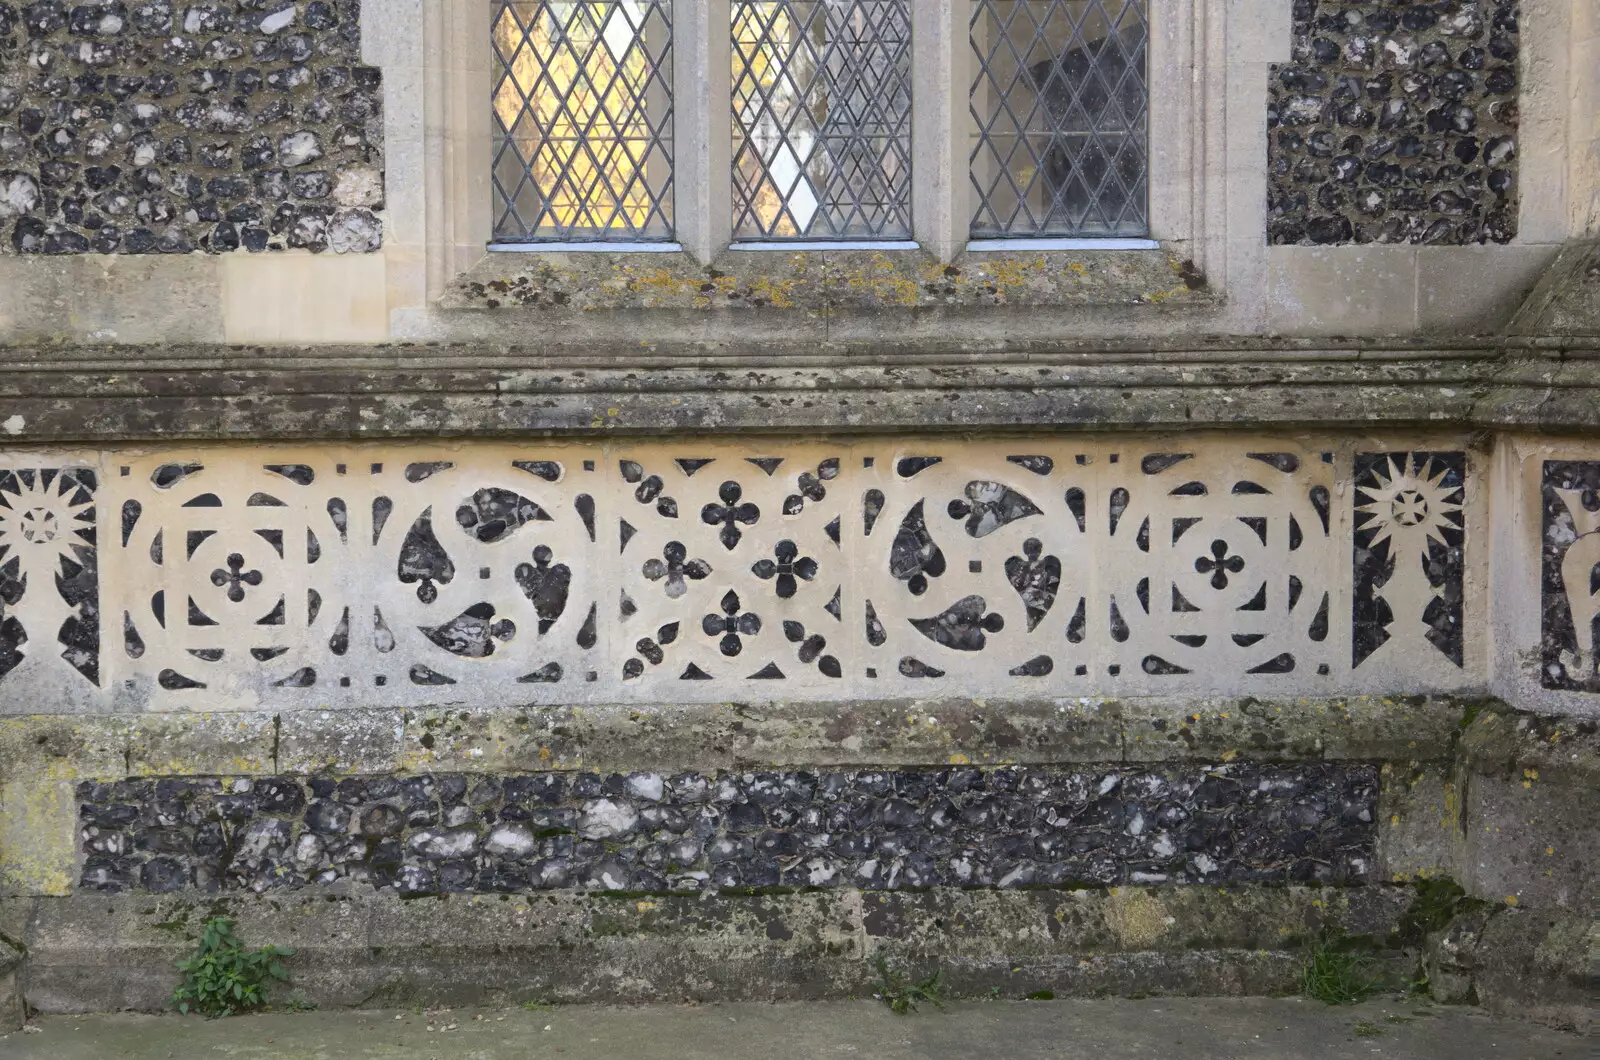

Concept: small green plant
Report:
left=1397, top=877, right=1488, bottom=944
left=1300, top=935, right=1382, bottom=1006
left=870, top=953, right=946, bottom=1015
left=279, top=997, right=316, bottom=1013
left=1352, top=1021, right=1385, bottom=1038
left=1025, top=990, right=1055, bottom=1001
left=171, top=917, right=294, bottom=1018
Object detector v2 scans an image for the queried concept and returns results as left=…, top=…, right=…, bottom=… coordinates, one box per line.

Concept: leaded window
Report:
left=492, top=1, right=675, bottom=242
left=731, top=1, right=913, bottom=240
left=969, top=0, right=1148, bottom=238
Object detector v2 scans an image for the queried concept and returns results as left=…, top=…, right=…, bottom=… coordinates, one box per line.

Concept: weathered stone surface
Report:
left=1422, top=902, right=1496, bottom=1004
left=70, top=763, right=1379, bottom=897
left=0, top=930, right=22, bottom=1031
left=1470, top=910, right=1597, bottom=1033
left=1, top=997, right=1587, bottom=1059
left=1459, top=769, right=1597, bottom=914
left=1454, top=709, right=1599, bottom=912
left=1375, top=761, right=1464, bottom=882
left=0, top=0, right=383, bottom=254
left=1506, top=241, right=1600, bottom=337
left=5, top=343, right=1600, bottom=442
left=1268, top=0, right=1519, bottom=245
left=444, top=247, right=1211, bottom=313
left=2, top=884, right=1412, bottom=1012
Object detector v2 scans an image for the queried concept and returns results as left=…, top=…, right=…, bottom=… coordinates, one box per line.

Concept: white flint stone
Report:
left=0, top=171, right=39, bottom=218
left=408, top=827, right=479, bottom=859
left=625, top=772, right=664, bottom=802
left=260, top=6, right=297, bottom=34
left=579, top=797, right=639, bottom=839
left=278, top=131, right=322, bottom=167
left=328, top=209, right=382, bottom=253
left=293, top=833, right=325, bottom=870
left=333, top=167, right=383, bottom=208
left=485, top=823, right=536, bottom=857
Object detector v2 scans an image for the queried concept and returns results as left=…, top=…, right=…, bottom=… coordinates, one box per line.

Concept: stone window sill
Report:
left=441, top=246, right=1211, bottom=312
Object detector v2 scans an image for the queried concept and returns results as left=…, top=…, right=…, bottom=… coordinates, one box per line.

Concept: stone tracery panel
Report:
left=104, top=452, right=602, bottom=706
left=1541, top=460, right=1600, bottom=692
left=0, top=440, right=1485, bottom=709
left=0, top=466, right=98, bottom=690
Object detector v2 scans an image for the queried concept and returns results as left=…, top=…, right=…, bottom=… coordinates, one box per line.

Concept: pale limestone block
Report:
left=221, top=251, right=389, bottom=343
left=1226, top=0, right=1290, bottom=64
left=1416, top=246, right=1561, bottom=335
left=1518, top=0, right=1576, bottom=244
left=125, top=712, right=276, bottom=776
left=278, top=708, right=405, bottom=774
left=0, top=256, right=224, bottom=344
left=1263, top=246, right=1419, bottom=336
left=1376, top=761, right=1466, bottom=882
left=0, top=717, right=127, bottom=783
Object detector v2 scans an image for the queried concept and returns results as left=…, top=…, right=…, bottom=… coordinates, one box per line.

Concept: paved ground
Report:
left=0, top=998, right=1584, bottom=1059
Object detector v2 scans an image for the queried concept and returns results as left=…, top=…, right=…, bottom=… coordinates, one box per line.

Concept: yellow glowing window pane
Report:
left=493, top=1, right=674, bottom=240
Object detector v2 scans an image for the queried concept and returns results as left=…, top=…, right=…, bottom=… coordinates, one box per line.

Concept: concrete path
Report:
left=0, top=998, right=1583, bottom=1059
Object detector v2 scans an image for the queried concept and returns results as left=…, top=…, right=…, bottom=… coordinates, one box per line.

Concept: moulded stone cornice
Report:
left=0, top=340, right=1599, bottom=441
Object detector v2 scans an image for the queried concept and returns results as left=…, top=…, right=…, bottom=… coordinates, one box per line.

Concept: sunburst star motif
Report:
left=1355, top=455, right=1464, bottom=563
left=0, top=471, right=95, bottom=570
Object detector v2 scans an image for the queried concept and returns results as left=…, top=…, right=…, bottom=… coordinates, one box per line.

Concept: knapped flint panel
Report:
left=75, top=763, right=1379, bottom=896
left=1267, top=0, right=1518, bottom=245
left=0, top=1, right=383, bottom=254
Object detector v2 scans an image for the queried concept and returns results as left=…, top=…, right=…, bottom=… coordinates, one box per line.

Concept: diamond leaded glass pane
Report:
left=969, top=0, right=1148, bottom=237
left=732, top=2, right=913, bottom=240
left=492, top=1, right=674, bottom=242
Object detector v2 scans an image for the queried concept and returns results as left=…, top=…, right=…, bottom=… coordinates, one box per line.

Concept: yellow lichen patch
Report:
left=0, top=778, right=76, bottom=896
left=625, top=268, right=701, bottom=307
left=1106, top=888, right=1172, bottom=949
left=743, top=275, right=798, bottom=309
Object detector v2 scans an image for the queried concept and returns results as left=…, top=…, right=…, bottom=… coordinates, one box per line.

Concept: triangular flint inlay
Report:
left=676, top=459, right=715, bottom=476
left=680, top=662, right=713, bottom=680
left=749, top=662, right=785, bottom=679
left=746, top=458, right=784, bottom=476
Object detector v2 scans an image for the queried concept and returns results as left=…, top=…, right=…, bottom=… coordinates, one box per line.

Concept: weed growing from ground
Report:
left=171, top=917, right=293, bottom=1018
left=870, top=953, right=946, bottom=1015
left=1300, top=935, right=1382, bottom=1006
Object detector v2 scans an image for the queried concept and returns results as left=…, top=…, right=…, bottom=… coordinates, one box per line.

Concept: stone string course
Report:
left=1267, top=0, right=1518, bottom=245
left=76, top=763, right=1379, bottom=896
left=0, top=0, right=383, bottom=254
